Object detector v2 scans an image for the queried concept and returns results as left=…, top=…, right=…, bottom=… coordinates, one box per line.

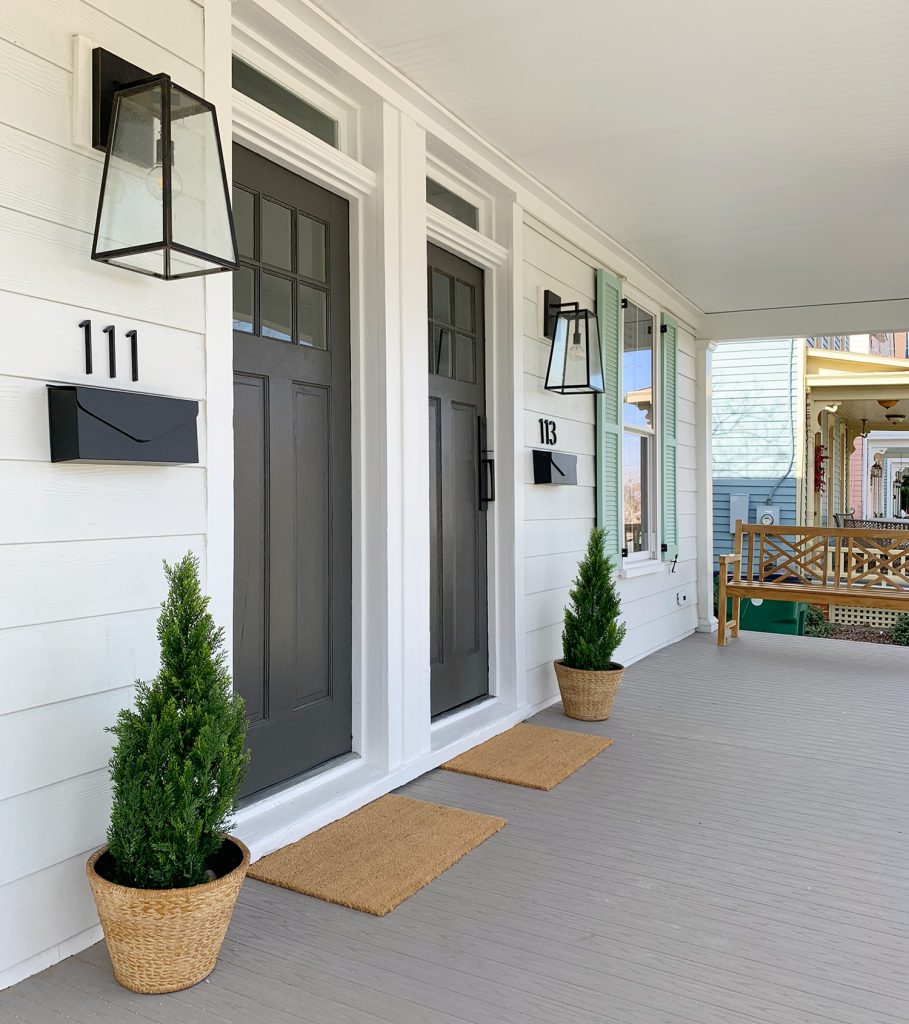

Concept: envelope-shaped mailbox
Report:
left=48, top=385, right=199, bottom=464
left=532, top=449, right=577, bottom=485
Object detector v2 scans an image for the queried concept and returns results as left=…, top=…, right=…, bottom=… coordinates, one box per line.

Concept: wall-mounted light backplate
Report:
left=92, top=47, right=152, bottom=152
left=542, top=288, right=561, bottom=340
left=72, top=35, right=96, bottom=152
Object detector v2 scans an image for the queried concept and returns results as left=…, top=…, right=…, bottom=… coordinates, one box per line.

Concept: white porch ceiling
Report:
left=312, top=0, right=909, bottom=317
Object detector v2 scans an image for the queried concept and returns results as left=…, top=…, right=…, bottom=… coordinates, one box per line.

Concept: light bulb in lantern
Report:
left=567, top=323, right=586, bottom=361
left=144, top=137, right=183, bottom=201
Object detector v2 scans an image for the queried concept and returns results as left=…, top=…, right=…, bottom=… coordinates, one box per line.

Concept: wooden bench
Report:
left=717, top=523, right=909, bottom=646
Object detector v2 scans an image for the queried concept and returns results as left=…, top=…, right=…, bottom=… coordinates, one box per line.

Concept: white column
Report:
left=373, top=105, right=430, bottom=771
left=202, top=0, right=235, bottom=653
left=695, top=339, right=718, bottom=633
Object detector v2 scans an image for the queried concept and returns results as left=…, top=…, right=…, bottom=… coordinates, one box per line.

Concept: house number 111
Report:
left=538, top=418, right=557, bottom=445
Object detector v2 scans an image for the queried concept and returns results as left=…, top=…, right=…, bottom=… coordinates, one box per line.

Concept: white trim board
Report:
left=231, top=0, right=703, bottom=333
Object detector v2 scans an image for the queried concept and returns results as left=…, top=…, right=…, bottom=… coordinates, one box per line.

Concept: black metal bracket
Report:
left=621, top=547, right=629, bottom=558
left=92, top=47, right=151, bottom=152
left=542, top=289, right=581, bottom=340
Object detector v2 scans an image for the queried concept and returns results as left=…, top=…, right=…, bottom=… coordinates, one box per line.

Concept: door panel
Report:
left=233, top=144, right=351, bottom=798
left=428, top=244, right=489, bottom=717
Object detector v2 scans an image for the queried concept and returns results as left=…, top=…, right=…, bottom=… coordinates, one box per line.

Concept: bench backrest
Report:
left=733, top=523, right=909, bottom=591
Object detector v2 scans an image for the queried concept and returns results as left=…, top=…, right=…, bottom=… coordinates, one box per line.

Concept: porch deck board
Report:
left=5, top=632, right=909, bottom=1024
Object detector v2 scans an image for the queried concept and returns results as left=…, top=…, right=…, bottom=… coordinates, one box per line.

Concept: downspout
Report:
left=765, top=337, right=797, bottom=505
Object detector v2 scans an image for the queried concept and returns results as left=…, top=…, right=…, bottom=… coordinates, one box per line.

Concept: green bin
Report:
left=735, top=596, right=807, bottom=636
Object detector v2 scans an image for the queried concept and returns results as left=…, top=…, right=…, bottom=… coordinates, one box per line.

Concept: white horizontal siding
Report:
left=0, top=0, right=211, bottom=982
left=0, top=609, right=160, bottom=717
left=521, top=221, right=698, bottom=706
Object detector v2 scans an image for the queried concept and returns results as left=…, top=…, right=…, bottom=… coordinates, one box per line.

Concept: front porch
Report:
left=6, top=632, right=907, bottom=1024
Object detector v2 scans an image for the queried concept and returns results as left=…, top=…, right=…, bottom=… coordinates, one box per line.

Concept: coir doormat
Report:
left=248, top=794, right=506, bottom=916
left=442, top=722, right=613, bottom=791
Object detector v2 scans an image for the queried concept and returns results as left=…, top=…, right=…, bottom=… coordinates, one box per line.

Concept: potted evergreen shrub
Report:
left=86, top=554, right=250, bottom=994
left=554, top=527, right=627, bottom=721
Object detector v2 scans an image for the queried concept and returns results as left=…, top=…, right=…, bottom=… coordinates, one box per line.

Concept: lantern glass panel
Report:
left=170, top=83, right=236, bottom=270
left=94, top=80, right=166, bottom=271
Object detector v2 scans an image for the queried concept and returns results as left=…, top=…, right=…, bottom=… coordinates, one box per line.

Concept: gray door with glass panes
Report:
left=232, top=144, right=352, bottom=797
left=427, top=244, right=489, bottom=717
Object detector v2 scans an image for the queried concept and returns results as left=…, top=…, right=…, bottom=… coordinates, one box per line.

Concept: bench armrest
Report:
left=718, top=554, right=742, bottom=564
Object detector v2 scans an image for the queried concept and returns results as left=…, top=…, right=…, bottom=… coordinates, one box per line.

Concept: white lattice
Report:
left=830, top=605, right=900, bottom=628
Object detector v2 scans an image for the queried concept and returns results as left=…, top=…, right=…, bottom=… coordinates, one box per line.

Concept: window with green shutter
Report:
left=596, top=268, right=680, bottom=567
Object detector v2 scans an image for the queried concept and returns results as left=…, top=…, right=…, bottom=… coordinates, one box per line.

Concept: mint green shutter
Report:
left=660, top=311, right=679, bottom=561
left=596, top=268, right=623, bottom=562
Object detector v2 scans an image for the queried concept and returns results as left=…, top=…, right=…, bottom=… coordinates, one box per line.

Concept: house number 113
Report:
left=538, top=418, right=557, bottom=445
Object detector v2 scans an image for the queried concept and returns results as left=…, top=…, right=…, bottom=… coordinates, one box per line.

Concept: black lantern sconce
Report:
left=90, top=48, right=238, bottom=279
left=542, top=290, right=604, bottom=394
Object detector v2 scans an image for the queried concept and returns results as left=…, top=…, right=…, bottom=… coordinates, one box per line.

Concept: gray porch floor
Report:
left=4, top=631, right=909, bottom=1024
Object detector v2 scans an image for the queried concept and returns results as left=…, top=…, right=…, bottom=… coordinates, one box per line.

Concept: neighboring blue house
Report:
left=712, top=338, right=800, bottom=561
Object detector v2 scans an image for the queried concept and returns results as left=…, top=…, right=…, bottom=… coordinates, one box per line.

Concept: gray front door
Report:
left=428, top=244, right=489, bottom=716
left=232, top=144, right=352, bottom=797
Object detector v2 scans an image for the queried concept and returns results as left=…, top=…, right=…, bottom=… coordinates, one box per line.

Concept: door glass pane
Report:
left=261, top=272, right=293, bottom=341
left=298, top=214, right=327, bottom=282
left=431, top=327, right=453, bottom=378
left=233, top=187, right=255, bottom=260
left=261, top=198, right=292, bottom=271
left=456, top=333, right=475, bottom=384
left=233, top=265, right=255, bottom=333
left=455, top=281, right=474, bottom=330
left=298, top=284, right=327, bottom=349
left=431, top=270, right=452, bottom=324
left=623, top=299, right=654, bottom=428
left=623, top=432, right=651, bottom=555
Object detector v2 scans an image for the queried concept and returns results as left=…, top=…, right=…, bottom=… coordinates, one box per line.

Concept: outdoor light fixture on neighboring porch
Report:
left=90, top=48, right=238, bottom=279
left=542, top=289, right=604, bottom=394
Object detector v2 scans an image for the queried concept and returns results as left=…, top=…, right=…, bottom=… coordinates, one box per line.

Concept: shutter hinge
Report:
left=660, top=324, right=668, bottom=334
left=621, top=298, right=628, bottom=308
left=660, top=542, right=668, bottom=553
left=621, top=547, right=628, bottom=558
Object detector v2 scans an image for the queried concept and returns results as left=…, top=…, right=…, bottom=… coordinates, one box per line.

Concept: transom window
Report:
left=233, top=58, right=338, bottom=149
left=622, top=300, right=657, bottom=559
left=426, top=177, right=479, bottom=230
left=232, top=184, right=329, bottom=349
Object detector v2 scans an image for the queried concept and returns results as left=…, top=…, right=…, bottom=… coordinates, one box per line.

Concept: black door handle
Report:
left=478, top=415, right=494, bottom=510
left=480, top=457, right=495, bottom=507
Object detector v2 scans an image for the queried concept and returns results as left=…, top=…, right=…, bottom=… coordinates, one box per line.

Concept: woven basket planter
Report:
left=86, top=836, right=249, bottom=994
left=554, top=660, right=624, bottom=721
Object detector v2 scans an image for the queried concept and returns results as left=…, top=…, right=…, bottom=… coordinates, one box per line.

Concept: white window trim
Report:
left=619, top=558, right=665, bottom=579
left=232, top=92, right=377, bottom=201
left=426, top=151, right=495, bottom=237
left=621, top=286, right=661, bottom=565
left=233, top=20, right=362, bottom=157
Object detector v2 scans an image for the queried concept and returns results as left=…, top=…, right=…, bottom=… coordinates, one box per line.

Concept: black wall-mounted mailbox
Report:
left=532, top=449, right=577, bottom=485
left=48, top=385, right=199, bottom=464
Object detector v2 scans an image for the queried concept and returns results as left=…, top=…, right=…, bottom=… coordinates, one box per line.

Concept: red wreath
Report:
left=814, top=444, right=828, bottom=493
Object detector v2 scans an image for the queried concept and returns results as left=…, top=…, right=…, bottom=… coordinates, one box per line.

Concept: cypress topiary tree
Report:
left=561, top=527, right=626, bottom=671
left=106, top=554, right=249, bottom=889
